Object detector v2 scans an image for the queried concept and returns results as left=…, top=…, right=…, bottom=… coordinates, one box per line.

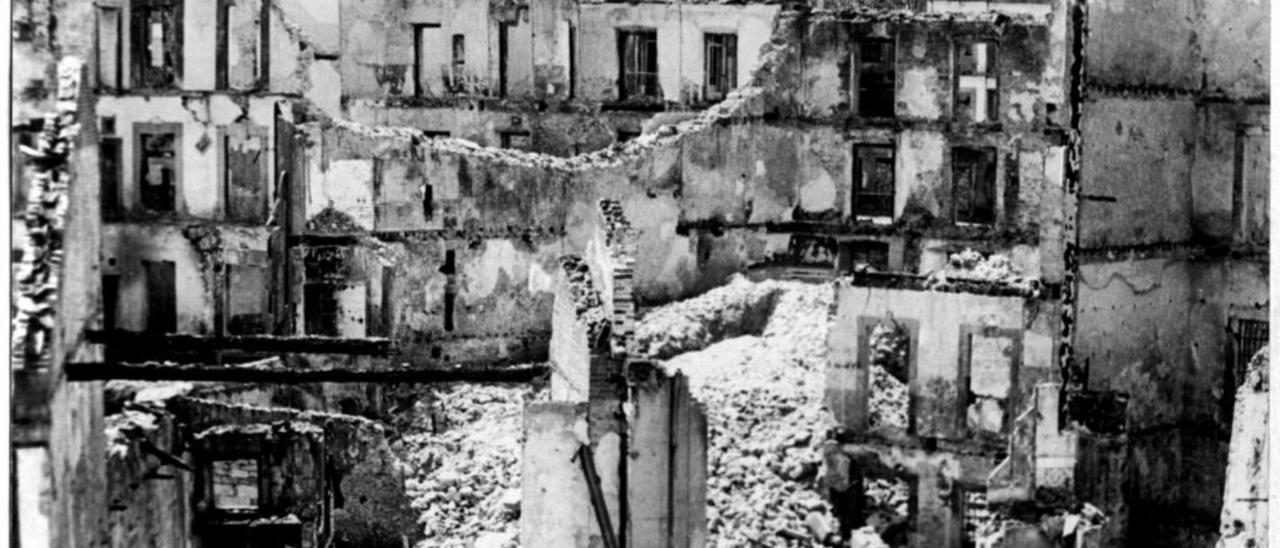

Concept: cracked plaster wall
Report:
left=294, top=7, right=1073, bottom=367
left=337, top=0, right=778, bottom=106
left=1086, top=0, right=1269, bottom=98
left=1076, top=256, right=1268, bottom=544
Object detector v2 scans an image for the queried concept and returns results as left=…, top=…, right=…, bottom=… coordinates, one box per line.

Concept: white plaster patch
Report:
left=527, top=261, right=553, bottom=294
left=900, top=68, right=942, bottom=119
left=798, top=171, right=837, bottom=211
left=319, top=160, right=375, bottom=229
left=755, top=160, right=767, bottom=177
left=466, top=240, right=522, bottom=298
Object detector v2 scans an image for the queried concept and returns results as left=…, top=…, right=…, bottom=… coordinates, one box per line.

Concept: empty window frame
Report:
left=101, top=137, right=123, bottom=219
left=303, top=283, right=340, bottom=337
left=837, top=240, right=890, bottom=273
left=567, top=24, right=577, bottom=98
left=853, top=145, right=896, bottom=220
left=500, top=131, right=532, bottom=151
left=96, top=6, right=123, bottom=90
left=956, top=41, right=998, bottom=123
left=704, top=33, right=737, bottom=102
left=1229, top=318, right=1268, bottom=388
left=224, top=130, right=268, bottom=223
left=210, top=459, right=261, bottom=511
left=217, top=0, right=267, bottom=90
left=959, top=328, right=1019, bottom=437
left=144, top=260, right=177, bottom=334
left=450, top=34, right=466, bottom=91
left=138, top=130, right=178, bottom=212
left=131, top=0, right=182, bottom=88
left=617, top=29, right=659, bottom=100
left=856, top=40, right=895, bottom=117
left=413, top=24, right=443, bottom=97
left=225, top=265, right=270, bottom=335
left=859, top=316, right=917, bottom=434
left=952, top=147, right=997, bottom=225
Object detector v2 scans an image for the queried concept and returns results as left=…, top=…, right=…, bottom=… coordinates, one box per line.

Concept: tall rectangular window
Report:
left=226, top=265, right=269, bottom=335
left=224, top=131, right=267, bottom=223
left=144, top=260, right=177, bottom=334
left=139, top=132, right=177, bottom=212
left=568, top=24, right=577, bottom=99
left=952, top=147, right=997, bottom=225
left=96, top=6, right=122, bottom=90
left=304, top=284, right=339, bottom=336
left=856, top=40, right=895, bottom=117
left=618, top=29, right=659, bottom=100
left=450, top=34, right=466, bottom=91
left=131, top=0, right=181, bottom=88
left=853, top=145, right=895, bottom=220
left=704, top=33, right=737, bottom=102
left=413, top=24, right=443, bottom=97
left=101, top=138, right=122, bottom=219
left=956, top=42, right=998, bottom=123
left=217, top=0, right=266, bottom=90
left=102, top=274, right=120, bottom=331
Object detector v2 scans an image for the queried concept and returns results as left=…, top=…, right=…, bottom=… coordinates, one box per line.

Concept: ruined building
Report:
left=8, top=0, right=1270, bottom=547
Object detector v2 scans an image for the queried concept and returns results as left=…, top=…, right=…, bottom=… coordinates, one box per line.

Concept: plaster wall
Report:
left=96, top=95, right=282, bottom=221
left=103, top=223, right=272, bottom=335
left=827, top=283, right=1054, bottom=440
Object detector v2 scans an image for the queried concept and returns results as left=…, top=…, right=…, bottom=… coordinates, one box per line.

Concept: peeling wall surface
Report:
left=1079, top=0, right=1270, bottom=544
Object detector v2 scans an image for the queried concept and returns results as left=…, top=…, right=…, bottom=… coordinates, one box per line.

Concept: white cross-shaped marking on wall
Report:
left=959, top=43, right=997, bottom=122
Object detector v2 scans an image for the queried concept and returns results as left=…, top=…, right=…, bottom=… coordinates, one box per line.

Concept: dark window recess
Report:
left=704, top=33, right=737, bottom=102
left=423, top=131, right=451, bottom=139
left=131, top=0, right=182, bottom=88
left=443, top=292, right=456, bottom=332
left=144, top=260, right=177, bottom=334
left=952, top=147, right=997, bottom=224
left=1231, top=319, right=1268, bottom=387
left=413, top=24, right=441, bottom=97
left=378, top=266, right=395, bottom=337
left=225, top=133, right=267, bottom=223
left=498, top=23, right=510, bottom=97
left=96, top=6, right=123, bottom=90
left=618, top=29, right=659, bottom=100
left=102, top=275, right=120, bottom=331
left=101, top=116, right=117, bottom=135
left=616, top=130, right=640, bottom=143
left=216, top=0, right=266, bottom=91
left=956, top=42, right=998, bottom=123
left=226, top=266, right=269, bottom=335
left=303, top=283, right=340, bottom=337
left=442, top=250, right=456, bottom=332
left=451, top=34, right=465, bottom=91
left=568, top=25, right=577, bottom=99
left=500, top=132, right=532, bottom=151
left=837, top=240, right=890, bottom=273
left=140, top=132, right=177, bottom=212
left=422, top=184, right=434, bottom=220
left=853, top=145, right=895, bottom=219
left=857, top=40, right=895, bottom=117
left=100, top=138, right=122, bottom=219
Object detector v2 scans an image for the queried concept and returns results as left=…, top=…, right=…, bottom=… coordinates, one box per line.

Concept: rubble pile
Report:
left=643, top=276, right=843, bottom=547
left=392, top=383, right=543, bottom=548
left=635, top=276, right=786, bottom=360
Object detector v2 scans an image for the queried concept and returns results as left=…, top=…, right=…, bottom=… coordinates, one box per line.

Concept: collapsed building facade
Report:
left=9, top=0, right=1270, bottom=547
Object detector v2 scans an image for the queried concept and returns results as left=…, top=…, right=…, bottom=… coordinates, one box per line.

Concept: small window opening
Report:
left=618, top=29, right=659, bottom=100
left=956, top=42, right=998, bottom=123
left=952, top=147, right=997, bottom=225
left=856, top=40, right=895, bottom=117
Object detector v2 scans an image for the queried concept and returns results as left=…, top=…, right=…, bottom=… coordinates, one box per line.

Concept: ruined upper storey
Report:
left=1086, top=0, right=1269, bottom=99
left=89, top=0, right=335, bottom=96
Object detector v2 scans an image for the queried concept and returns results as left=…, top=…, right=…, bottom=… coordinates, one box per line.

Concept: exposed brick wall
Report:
left=599, top=200, right=637, bottom=358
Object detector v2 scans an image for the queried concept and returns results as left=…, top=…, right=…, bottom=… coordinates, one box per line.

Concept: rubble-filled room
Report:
left=8, top=0, right=1270, bottom=547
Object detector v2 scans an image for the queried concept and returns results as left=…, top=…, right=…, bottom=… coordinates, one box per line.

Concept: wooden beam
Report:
left=85, top=330, right=394, bottom=356
left=65, top=361, right=548, bottom=384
